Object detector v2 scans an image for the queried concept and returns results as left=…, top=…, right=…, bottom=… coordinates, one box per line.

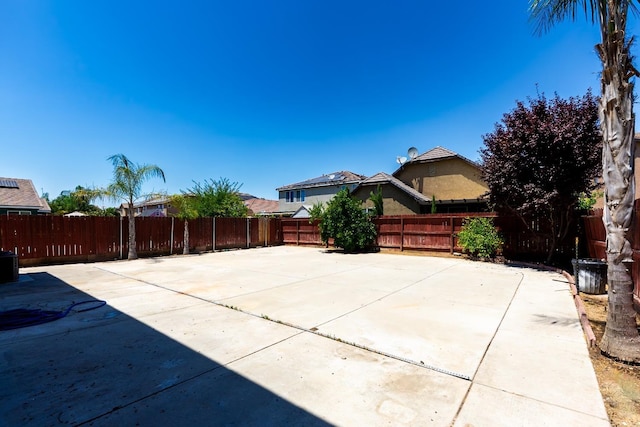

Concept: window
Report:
left=285, top=190, right=305, bottom=203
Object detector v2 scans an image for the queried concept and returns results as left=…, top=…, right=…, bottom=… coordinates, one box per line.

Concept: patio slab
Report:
left=0, top=246, right=609, bottom=426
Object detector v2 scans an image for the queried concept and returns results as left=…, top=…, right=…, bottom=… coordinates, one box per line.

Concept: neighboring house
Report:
left=276, top=171, right=365, bottom=215
left=352, top=172, right=433, bottom=215
left=119, top=198, right=177, bottom=217
left=0, top=177, right=51, bottom=215
left=353, top=146, right=489, bottom=214
left=244, top=198, right=279, bottom=216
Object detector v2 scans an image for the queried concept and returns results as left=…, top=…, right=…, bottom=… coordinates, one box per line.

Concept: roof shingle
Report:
left=0, top=177, right=50, bottom=212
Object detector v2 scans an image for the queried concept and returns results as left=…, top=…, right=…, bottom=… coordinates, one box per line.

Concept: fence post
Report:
left=170, top=217, right=174, bottom=255
left=119, top=216, right=123, bottom=260
left=450, top=216, right=455, bottom=254
left=296, top=220, right=300, bottom=245
left=212, top=217, right=216, bottom=252
left=400, top=217, right=404, bottom=251
left=246, top=218, right=250, bottom=249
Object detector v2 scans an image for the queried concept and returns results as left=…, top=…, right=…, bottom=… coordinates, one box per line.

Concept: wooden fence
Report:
left=281, top=212, right=576, bottom=262
left=1, top=212, right=582, bottom=268
left=582, top=208, right=640, bottom=307
left=0, top=216, right=282, bottom=267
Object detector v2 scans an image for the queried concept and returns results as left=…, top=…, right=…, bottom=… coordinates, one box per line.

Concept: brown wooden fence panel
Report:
left=583, top=208, right=640, bottom=306
left=0, top=216, right=283, bottom=267
left=582, top=214, right=606, bottom=260
left=214, top=217, right=248, bottom=249
left=374, top=213, right=495, bottom=253
left=281, top=219, right=322, bottom=245
left=186, top=217, right=213, bottom=252
left=375, top=217, right=402, bottom=249
left=0, top=216, right=124, bottom=265
left=248, top=218, right=260, bottom=247
left=93, top=216, right=122, bottom=260
left=134, top=217, right=172, bottom=256
left=267, top=218, right=283, bottom=245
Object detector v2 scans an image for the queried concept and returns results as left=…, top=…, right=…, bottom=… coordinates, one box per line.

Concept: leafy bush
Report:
left=577, top=190, right=602, bottom=211
left=457, top=217, right=503, bottom=258
left=318, top=189, right=377, bottom=252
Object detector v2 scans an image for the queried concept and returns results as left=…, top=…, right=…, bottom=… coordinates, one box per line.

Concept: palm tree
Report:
left=530, top=0, right=640, bottom=362
left=106, top=154, right=166, bottom=260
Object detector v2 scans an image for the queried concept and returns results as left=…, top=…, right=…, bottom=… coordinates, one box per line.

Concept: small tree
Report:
left=187, top=178, right=248, bottom=218
left=309, top=201, right=325, bottom=223
left=49, top=186, right=102, bottom=215
left=480, top=91, right=601, bottom=263
left=169, top=194, right=198, bottom=254
left=318, top=189, right=376, bottom=253
left=457, top=217, right=503, bottom=259
left=369, top=185, right=384, bottom=216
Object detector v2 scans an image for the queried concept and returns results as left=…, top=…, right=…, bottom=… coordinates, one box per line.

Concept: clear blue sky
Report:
left=2, top=1, right=637, bottom=205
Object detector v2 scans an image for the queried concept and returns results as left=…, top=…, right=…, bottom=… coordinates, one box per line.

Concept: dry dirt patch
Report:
left=582, top=294, right=640, bottom=427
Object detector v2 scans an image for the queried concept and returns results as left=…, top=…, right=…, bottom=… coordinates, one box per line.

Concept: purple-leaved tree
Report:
left=481, top=91, right=601, bottom=264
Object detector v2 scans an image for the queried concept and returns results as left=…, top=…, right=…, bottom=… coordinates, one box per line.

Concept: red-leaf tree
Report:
left=480, top=91, right=602, bottom=264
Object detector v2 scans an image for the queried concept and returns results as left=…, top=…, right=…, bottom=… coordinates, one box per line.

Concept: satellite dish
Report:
left=396, top=156, right=407, bottom=165
left=408, top=147, right=418, bottom=159
left=328, top=174, right=335, bottom=180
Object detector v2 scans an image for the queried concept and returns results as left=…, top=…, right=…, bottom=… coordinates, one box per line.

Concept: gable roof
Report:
left=291, top=205, right=313, bottom=218
left=244, top=198, right=279, bottom=215
left=393, top=146, right=480, bottom=176
left=0, top=177, right=51, bottom=213
left=277, top=171, right=365, bottom=191
left=356, top=172, right=432, bottom=204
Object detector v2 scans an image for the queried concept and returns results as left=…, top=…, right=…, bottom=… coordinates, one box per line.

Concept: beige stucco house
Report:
left=353, top=146, right=489, bottom=215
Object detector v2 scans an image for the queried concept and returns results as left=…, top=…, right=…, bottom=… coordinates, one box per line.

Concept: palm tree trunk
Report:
left=183, top=219, right=190, bottom=255
left=598, top=25, right=640, bottom=362
left=127, top=204, right=138, bottom=260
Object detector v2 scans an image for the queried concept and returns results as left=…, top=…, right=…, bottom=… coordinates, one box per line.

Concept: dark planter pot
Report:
left=0, top=251, right=19, bottom=284
left=572, top=258, right=607, bottom=295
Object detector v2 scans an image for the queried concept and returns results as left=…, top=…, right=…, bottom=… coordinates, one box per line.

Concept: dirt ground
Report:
left=581, top=294, right=640, bottom=427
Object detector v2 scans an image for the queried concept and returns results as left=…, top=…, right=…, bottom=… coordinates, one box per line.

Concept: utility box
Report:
left=0, top=251, right=19, bottom=283
left=572, top=258, right=607, bottom=295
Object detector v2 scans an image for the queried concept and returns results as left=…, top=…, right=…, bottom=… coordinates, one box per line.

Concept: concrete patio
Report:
left=0, top=246, right=609, bottom=426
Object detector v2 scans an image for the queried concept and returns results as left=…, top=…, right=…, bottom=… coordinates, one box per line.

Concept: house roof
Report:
left=0, top=177, right=51, bottom=213
left=244, top=198, right=279, bottom=215
left=291, top=205, right=313, bottom=218
left=393, top=146, right=480, bottom=176
left=356, top=172, right=432, bottom=204
left=277, top=171, right=365, bottom=191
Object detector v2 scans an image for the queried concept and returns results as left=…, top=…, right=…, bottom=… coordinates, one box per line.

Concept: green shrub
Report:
left=318, top=189, right=377, bottom=252
left=457, top=217, right=503, bottom=258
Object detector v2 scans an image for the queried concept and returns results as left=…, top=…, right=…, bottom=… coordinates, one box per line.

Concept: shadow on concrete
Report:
left=0, top=272, right=331, bottom=426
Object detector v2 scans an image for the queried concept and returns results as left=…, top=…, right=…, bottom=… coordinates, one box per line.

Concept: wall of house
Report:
left=278, top=183, right=359, bottom=212
left=0, top=208, right=39, bottom=215
left=395, top=158, right=488, bottom=200
left=353, top=185, right=422, bottom=216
